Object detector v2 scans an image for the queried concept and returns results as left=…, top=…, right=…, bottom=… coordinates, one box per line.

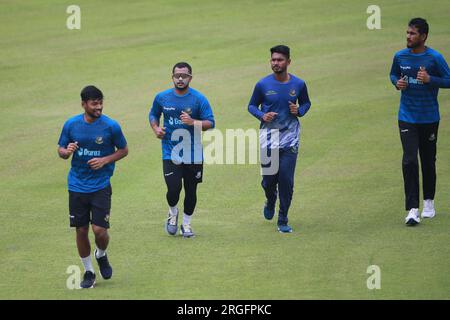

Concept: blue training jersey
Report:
left=390, top=47, right=450, bottom=123
left=248, top=74, right=311, bottom=149
left=58, top=114, right=127, bottom=193
left=149, top=88, right=215, bottom=163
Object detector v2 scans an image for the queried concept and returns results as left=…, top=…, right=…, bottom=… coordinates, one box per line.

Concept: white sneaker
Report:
left=165, top=208, right=179, bottom=235
left=180, top=224, right=195, bottom=238
left=421, top=199, right=435, bottom=219
left=405, top=208, right=420, bottom=226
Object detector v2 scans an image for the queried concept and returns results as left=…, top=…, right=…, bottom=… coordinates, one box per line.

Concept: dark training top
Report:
left=390, top=47, right=450, bottom=123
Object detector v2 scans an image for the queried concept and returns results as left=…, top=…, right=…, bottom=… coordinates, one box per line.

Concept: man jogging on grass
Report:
left=149, top=62, right=215, bottom=238
left=389, top=18, right=450, bottom=225
left=58, top=85, right=128, bottom=288
left=248, top=45, right=311, bottom=233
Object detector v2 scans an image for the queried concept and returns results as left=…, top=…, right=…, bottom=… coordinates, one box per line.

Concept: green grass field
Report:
left=1, top=0, right=449, bottom=299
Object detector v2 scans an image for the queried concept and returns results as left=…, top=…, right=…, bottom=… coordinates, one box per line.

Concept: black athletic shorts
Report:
left=68, top=185, right=112, bottom=229
left=163, top=160, right=203, bottom=185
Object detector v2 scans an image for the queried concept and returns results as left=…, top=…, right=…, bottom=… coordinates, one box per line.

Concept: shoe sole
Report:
left=180, top=230, right=195, bottom=238
left=421, top=213, right=435, bottom=219
left=80, top=280, right=96, bottom=289
left=277, top=228, right=293, bottom=233
left=405, top=218, right=420, bottom=226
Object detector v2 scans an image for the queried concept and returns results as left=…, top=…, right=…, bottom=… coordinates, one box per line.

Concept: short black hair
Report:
left=409, top=17, right=429, bottom=35
left=270, top=45, right=290, bottom=59
left=172, top=62, right=192, bottom=74
left=80, top=85, right=103, bottom=102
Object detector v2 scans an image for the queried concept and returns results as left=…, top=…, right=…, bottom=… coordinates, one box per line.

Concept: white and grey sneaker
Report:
left=421, top=199, right=435, bottom=219
left=405, top=208, right=420, bottom=226
left=180, top=224, right=195, bottom=238
left=165, top=208, right=179, bottom=235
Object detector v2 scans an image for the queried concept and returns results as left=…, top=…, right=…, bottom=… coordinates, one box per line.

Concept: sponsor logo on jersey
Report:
left=265, top=90, right=277, bottom=96
left=95, top=136, right=103, bottom=144
left=407, top=77, right=423, bottom=85
left=77, top=148, right=101, bottom=157
left=168, top=116, right=183, bottom=126
left=163, top=106, right=176, bottom=111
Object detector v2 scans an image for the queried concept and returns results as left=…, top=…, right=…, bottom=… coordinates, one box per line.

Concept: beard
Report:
left=272, top=66, right=286, bottom=74
left=174, top=80, right=189, bottom=90
left=407, top=41, right=420, bottom=49
left=87, top=109, right=102, bottom=118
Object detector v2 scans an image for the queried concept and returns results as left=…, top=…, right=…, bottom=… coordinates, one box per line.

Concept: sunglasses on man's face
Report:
left=172, top=73, right=192, bottom=80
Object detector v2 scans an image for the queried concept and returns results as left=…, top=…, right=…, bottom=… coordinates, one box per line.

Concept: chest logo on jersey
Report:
left=95, top=136, right=104, bottom=144
left=289, top=89, right=297, bottom=97
left=183, top=107, right=193, bottom=115
left=265, top=90, right=277, bottom=96
left=163, top=106, right=176, bottom=111
left=400, top=65, right=411, bottom=70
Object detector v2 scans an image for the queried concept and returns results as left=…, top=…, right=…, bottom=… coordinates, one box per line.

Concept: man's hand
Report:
left=396, top=76, right=408, bottom=90
left=153, top=126, right=166, bottom=139
left=66, top=141, right=79, bottom=155
left=262, top=112, right=278, bottom=122
left=87, top=157, right=108, bottom=170
left=417, top=66, right=430, bottom=84
left=289, top=101, right=298, bottom=115
left=180, top=111, right=195, bottom=126
left=59, top=141, right=78, bottom=159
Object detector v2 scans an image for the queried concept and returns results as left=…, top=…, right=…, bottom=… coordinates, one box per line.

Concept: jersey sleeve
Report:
left=149, top=94, right=162, bottom=125
left=199, top=95, right=215, bottom=128
left=429, top=52, right=450, bottom=88
left=58, top=120, right=71, bottom=148
left=111, top=121, right=127, bottom=149
left=390, top=54, right=401, bottom=87
left=248, top=82, right=265, bottom=121
left=297, top=82, right=311, bottom=117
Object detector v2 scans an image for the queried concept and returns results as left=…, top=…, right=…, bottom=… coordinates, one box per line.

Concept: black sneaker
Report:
left=95, top=250, right=113, bottom=280
left=80, top=271, right=96, bottom=289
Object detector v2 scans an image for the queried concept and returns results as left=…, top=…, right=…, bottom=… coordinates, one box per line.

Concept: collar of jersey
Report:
left=172, top=88, right=191, bottom=97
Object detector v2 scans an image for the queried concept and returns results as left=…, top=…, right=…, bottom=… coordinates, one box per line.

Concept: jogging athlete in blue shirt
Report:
left=58, top=86, right=128, bottom=288
left=390, top=18, right=450, bottom=226
left=149, top=62, right=215, bottom=238
left=248, top=45, right=311, bottom=233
